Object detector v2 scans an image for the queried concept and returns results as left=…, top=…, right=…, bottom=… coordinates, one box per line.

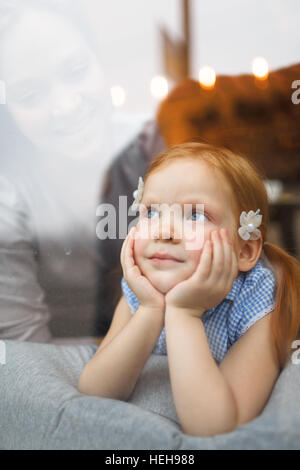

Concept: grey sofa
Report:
left=0, top=339, right=299, bottom=450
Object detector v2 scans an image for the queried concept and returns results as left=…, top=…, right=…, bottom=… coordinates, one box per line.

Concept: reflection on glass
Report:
left=0, top=0, right=113, bottom=341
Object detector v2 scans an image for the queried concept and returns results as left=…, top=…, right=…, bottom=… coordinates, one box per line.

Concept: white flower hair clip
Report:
left=238, top=209, right=262, bottom=241
left=131, top=177, right=144, bottom=211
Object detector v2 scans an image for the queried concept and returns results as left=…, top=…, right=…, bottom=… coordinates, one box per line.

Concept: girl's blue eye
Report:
left=147, top=208, right=159, bottom=219
left=189, top=211, right=208, bottom=222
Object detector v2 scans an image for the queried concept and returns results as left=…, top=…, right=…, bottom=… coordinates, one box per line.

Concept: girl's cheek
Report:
left=133, top=236, right=142, bottom=256
left=133, top=236, right=148, bottom=263
left=183, top=226, right=206, bottom=252
left=188, top=249, right=202, bottom=267
left=135, top=218, right=152, bottom=240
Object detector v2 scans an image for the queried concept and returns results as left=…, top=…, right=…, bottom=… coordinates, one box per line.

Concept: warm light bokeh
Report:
left=150, top=75, right=169, bottom=100
left=252, top=57, right=269, bottom=80
left=199, top=66, right=216, bottom=90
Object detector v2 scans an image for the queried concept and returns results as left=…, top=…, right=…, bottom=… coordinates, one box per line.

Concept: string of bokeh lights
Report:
left=110, top=57, right=270, bottom=108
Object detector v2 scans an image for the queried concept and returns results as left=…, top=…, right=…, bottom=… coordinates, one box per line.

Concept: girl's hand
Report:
left=120, top=226, right=165, bottom=312
left=165, top=228, right=238, bottom=317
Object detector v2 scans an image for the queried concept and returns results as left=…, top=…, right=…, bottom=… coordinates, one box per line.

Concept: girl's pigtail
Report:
left=263, top=242, right=300, bottom=369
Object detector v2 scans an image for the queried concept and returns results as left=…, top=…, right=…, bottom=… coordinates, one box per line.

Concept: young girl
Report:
left=78, top=142, right=300, bottom=437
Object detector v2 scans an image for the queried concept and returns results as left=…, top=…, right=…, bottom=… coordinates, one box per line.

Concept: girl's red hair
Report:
left=145, top=142, right=300, bottom=369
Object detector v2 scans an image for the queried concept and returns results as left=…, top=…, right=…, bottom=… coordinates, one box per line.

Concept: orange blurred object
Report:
left=156, top=63, right=300, bottom=181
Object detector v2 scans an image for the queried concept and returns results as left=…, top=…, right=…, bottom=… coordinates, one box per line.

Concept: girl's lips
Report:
left=150, top=258, right=180, bottom=265
left=149, top=254, right=183, bottom=264
left=149, top=252, right=182, bottom=261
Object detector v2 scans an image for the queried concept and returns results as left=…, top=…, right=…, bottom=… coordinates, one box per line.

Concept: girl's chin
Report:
left=148, top=276, right=180, bottom=294
left=154, top=285, right=172, bottom=295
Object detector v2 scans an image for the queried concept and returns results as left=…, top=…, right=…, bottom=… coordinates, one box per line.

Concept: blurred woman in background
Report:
left=0, top=0, right=113, bottom=342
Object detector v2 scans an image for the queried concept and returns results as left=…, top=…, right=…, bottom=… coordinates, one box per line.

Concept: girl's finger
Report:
left=221, top=229, right=233, bottom=279
left=230, top=248, right=239, bottom=282
left=195, top=239, right=212, bottom=280
left=120, top=230, right=130, bottom=268
left=209, top=230, right=224, bottom=282
left=224, top=248, right=238, bottom=293
left=120, top=236, right=127, bottom=271
left=120, top=227, right=134, bottom=273
left=125, top=228, right=135, bottom=269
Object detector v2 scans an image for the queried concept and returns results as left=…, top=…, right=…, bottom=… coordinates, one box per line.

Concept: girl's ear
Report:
left=237, top=238, right=262, bottom=272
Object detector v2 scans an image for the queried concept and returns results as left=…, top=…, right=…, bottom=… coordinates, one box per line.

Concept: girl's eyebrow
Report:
left=182, top=197, right=218, bottom=207
left=143, top=194, right=217, bottom=206
left=141, top=195, right=160, bottom=205
left=182, top=199, right=220, bottom=217
left=141, top=197, right=220, bottom=216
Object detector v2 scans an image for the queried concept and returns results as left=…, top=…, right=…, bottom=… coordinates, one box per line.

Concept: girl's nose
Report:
left=155, top=214, right=181, bottom=243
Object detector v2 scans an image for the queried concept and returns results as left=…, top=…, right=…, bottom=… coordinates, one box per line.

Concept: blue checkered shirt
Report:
left=121, top=257, right=276, bottom=364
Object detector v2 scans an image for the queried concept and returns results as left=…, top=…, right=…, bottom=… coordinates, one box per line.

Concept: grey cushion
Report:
left=0, top=339, right=299, bottom=450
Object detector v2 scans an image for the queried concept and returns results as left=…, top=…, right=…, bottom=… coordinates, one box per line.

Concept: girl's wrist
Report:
left=165, top=304, right=206, bottom=320
left=137, top=304, right=165, bottom=325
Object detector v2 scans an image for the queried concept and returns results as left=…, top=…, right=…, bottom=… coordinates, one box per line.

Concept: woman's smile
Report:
left=52, top=104, right=97, bottom=137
